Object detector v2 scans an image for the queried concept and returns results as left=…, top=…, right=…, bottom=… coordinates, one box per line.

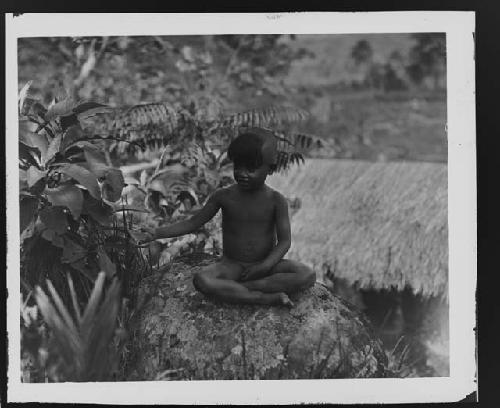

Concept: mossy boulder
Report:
left=127, top=254, right=387, bottom=380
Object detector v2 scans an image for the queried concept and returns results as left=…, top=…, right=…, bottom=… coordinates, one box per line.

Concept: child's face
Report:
left=233, top=162, right=271, bottom=191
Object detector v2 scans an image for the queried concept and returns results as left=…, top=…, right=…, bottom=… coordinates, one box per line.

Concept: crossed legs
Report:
left=192, top=258, right=315, bottom=306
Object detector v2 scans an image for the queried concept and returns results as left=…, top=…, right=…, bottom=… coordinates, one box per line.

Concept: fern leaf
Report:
left=274, top=131, right=326, bottom=152
left=122, top=103, right=179, bottom=130
left=294, top=132, right=325, bottom=150
left=275, top=151, right=305, bottom=172
left=107, top=102, right=182, bottom=154
left=222, top=105, right=309, bottom=128
left=267, top=130, right=324, bottom=171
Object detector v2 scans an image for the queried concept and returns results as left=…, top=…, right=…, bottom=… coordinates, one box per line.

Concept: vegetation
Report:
left=347, top=33, right=446, bottom=92
left=30, top=273, right=121, bottom=381
left=18, top=83, right=151, bottom=381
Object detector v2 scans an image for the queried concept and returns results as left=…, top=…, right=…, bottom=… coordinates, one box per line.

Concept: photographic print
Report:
left=6, top=13, right=476, bottom=404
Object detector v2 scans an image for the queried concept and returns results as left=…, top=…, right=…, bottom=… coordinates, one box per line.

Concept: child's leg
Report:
left=192, top=259, right=292, bottom=306
left=241, top=259, right=316, bottom=295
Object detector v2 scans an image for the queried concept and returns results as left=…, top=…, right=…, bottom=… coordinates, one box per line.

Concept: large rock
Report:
left=127, top=254, right=387, bottom=380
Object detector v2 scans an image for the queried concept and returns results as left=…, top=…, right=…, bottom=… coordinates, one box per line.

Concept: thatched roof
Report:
left=267, top=159, right=447, bottom=298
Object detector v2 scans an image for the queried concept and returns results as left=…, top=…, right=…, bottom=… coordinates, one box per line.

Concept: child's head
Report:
left=227, top=129, right=278, bottom=190
left=228, top=128, right=278, bottom=171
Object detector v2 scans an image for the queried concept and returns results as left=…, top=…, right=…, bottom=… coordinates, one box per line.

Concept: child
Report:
left=139, top=128, right=316, bottom=306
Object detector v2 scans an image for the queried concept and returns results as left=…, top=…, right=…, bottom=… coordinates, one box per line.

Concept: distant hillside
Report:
left=285, top=34, right=414, bottom=87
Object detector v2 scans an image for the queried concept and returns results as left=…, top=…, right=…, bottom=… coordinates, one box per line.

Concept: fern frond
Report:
left=91, top=102, right=321, bottom=165
left=117, top=103, right=179, bottom=130
left=276, top=151, right=305, bottom=172
left=107, top=102, right=185, bottom=154
left=222, top=105, right=309, bottom=128
left=274, top=131, right=326, bottom=152
left=266, top=130, right=324, bottom=171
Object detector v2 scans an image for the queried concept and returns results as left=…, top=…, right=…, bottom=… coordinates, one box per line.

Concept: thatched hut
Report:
left=267, top=158, right=448, bottom=299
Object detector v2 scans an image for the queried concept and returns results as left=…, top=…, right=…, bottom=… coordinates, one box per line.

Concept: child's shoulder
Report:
left=211, top=185, right=234, bottom=200
left=264, top=185, right=287, bottom=203
left=213, top=184, right=285, bottom=203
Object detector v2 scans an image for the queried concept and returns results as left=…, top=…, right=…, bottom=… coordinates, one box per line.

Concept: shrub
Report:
left=19, top=81, right=146, bottom=381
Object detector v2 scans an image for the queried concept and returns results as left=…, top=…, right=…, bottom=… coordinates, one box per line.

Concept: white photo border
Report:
left=6, top=12, right=476, bottom=404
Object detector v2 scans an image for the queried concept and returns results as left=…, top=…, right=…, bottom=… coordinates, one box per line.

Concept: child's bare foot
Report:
left=276, top=292, right=294, bottom=307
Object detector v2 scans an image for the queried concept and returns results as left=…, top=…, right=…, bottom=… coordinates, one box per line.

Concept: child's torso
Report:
left=219, top=186, right=277, bottom=262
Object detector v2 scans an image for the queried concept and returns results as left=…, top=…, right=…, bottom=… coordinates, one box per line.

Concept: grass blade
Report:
left=67, top=274, right=82, bottom=324
left=80, top=272, right=106, bottom=340
left=45, top=279, right=79, bottom=335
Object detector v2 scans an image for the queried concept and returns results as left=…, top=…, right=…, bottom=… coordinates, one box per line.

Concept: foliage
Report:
left=21, top=273, right=122, bottom=382
left=350, top=40, right=374, bottom=67
left=212, top=35, right=314, bottom=95
left=18, top=35, right=320, bottom=180
left=18, top=35, right=312, bottom=110
left=18, top=34, right=447, bottom=170
left=18, top=81, right=153, bottom=382
left=406, top=33, right=446, bottom=88
left=295, top=88, right=446, bottom=163
left=18, top=82, right=136, bottom=291
left=382, top=336, right=416, bottom=377
left=348, top=34, right=445, bottom=92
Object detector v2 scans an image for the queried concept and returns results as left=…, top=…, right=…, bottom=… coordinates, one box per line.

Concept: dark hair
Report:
left=227, top=132, right=264, bottom=169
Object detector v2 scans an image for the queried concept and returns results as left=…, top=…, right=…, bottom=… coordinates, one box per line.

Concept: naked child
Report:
left=138, top=128, right=315, bottom=306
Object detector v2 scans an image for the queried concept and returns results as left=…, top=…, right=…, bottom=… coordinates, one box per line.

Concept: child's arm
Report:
left=145, top=191, right=222, bottom=241
left=241, top=193, right=291, bottom=281
left=263, top=193, right=292, bottom=267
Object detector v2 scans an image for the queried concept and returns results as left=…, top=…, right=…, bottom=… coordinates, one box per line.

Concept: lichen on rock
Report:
left=127, top=254, right=387, bottom=380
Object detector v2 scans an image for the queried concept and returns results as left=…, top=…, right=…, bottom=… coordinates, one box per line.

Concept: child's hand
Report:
left=240, top=263, right=270, bottom=282
left=129, top=226, right=156, bottom=246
